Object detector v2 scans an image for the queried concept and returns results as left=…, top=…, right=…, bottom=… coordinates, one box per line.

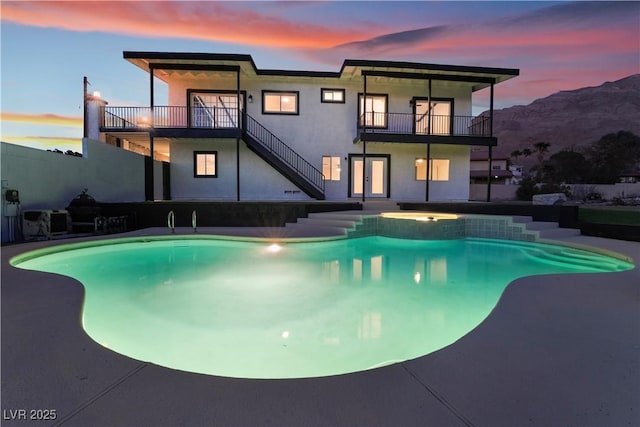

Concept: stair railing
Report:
left=244, top=114, right=325, bottom=194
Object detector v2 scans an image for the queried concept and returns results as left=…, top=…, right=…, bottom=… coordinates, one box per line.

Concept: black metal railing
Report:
left=101, top=106, right=242, bottom=129
left=244, top=114, right=325, bottom=194
left=102, top=106, right=490, bottom=138
left=359, top=112, right=491, bottom=137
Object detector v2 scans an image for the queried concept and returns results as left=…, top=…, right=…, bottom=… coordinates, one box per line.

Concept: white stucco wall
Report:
left=361, top=143, right=470, bottom=201
left=163, top=73, right=478, bottom=201
left=169, top=138, right=311, bottom=201
left=1, top=139, right=148, bottom=242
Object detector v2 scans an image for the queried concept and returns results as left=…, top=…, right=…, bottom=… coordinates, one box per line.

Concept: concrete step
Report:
left=307, top=212, right=365, bottom=221
left=536, top=228, right=582, bottom=239
left=511, top=216, right=534, bottom=224
left=525, top=221, right=560, bottom=230
left=296, top=217, right=359, bottom=229
left=283, top=223, right=348, bottom=237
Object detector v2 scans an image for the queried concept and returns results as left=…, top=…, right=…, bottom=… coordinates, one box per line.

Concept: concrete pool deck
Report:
left=1, top=211, right=639, bottom=427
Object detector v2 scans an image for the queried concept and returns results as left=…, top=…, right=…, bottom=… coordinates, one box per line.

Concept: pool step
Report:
left=283, top=211, right=366, bottom=237
left=296, top=217, right=360, bottom=229
left=283, top=212, right=581, bottom=240
left=535, top=227, right=581, bottom=239
left=283, top=223, right=350, bottom=237
left=511, top=216, right=581, bottom=240
left=308, top=211, right=367, bottom=221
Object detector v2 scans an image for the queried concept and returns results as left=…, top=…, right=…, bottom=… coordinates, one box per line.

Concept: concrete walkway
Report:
left=1, top=216, right=639, bottom=427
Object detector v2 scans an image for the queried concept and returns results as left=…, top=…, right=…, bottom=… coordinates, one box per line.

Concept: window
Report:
left=321, top=88, right=345, bottom=104
left=194, top=151, right=217, bottom=177
left=322, top=156, right=341, bottom=181
left=415, top=158, right=450, bottom=181
left=262, top=91, right=299, bottom=115
left=358, top=94, right=388, bottom=128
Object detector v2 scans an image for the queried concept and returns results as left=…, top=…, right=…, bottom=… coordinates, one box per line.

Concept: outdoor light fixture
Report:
left=92, top=91, right=101, bottom=98
left=248, top=94, right=253, bottom=103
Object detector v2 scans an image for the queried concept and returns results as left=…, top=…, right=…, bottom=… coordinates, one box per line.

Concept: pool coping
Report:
left=1, top=213, right=639, bottom=426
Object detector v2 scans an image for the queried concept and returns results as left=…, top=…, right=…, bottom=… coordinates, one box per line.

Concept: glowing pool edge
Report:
left=11, top=233, right=635, bottom=270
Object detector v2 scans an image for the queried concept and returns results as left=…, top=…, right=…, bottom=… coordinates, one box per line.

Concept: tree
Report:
left=587, top=131, right=640, bottom=183
left=542, top=150, right=590, bottom=184
left=510, top=150, right=523, bottom=163
left=533, top=141, right=551, bottom=164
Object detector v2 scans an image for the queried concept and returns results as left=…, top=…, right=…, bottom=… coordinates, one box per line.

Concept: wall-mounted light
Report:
left=409, top=99, right=415, bottom=107
left=248, top=94, right=253, bottom=103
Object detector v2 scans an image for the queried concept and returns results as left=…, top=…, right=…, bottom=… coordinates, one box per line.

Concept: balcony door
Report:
left=414, top=98, right=453, bottom=135
left=188, top=90, right=244, bottom=128
left=350, top=155, right=389, bottom=198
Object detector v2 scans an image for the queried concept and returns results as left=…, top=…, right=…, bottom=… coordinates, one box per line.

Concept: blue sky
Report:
left=1, top=1, right=638, bottom=152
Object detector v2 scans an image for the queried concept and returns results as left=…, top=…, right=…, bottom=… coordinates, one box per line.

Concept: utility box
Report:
left=22, top=210, right=70, bottom=240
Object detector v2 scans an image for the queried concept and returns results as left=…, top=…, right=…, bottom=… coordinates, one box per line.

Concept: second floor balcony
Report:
left=102, top=106, right=242, bottom=130
left=101, top=106, right=494, bottom=144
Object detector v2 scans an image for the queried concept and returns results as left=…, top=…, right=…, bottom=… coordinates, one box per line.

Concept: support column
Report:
left=427, top=79, right=432, bottom=135
left=148, top=66, right=155, bottom=200
left=486, top=82, right=495, bottom=202
left=236, top=69, right=241, bottom=201
left=487, top=145, right=493, bottom=202
left=425, top=78, right=432, bottom=202
left=362, top=74, right=367, bottom=202
left=425, top=144, right=431, bottom=202
left=489, top=81, right=494, bottom=137
left=83, top=76, right=88, bottom=138
left=146, top=134, right=155, bottom=201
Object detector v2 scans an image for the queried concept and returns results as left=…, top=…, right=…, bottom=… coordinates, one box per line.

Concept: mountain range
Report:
left=483, top=74, right=640, bottom=167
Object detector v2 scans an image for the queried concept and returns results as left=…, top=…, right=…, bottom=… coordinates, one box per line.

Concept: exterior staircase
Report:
left=242, top=114, right=325, bottom=200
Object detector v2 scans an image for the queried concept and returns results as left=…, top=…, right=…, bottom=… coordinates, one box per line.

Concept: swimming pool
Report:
left=12, top=236, right=632, bottom=379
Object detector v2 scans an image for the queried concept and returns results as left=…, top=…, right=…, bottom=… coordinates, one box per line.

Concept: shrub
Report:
left=516, top=178, right=538, bottom=201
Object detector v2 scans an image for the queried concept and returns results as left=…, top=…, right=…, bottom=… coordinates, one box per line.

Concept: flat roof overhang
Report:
left=122, top=51, right=519, bottom=87
left=343, top=59, right=519, bottom=90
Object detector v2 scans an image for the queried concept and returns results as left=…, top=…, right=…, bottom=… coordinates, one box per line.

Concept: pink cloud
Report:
left=1, top=111, right=82, bottom=127
left=1, top=1, right=375, bottom=48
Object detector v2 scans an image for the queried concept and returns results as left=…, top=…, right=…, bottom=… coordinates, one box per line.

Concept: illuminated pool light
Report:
left=266, top=243, right=282, bottom=253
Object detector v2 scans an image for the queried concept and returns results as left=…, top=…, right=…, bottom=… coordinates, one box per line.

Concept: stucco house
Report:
left=469, top=149, right=517, bottom=185
left=89, top=52, right=518, bottom=202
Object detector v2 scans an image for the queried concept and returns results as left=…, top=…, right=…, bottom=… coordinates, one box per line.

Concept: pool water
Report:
left=13, top=236, right=632, bottom=379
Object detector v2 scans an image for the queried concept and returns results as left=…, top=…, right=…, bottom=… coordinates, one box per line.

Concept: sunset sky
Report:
left=1, top=1, right=638, bottom=152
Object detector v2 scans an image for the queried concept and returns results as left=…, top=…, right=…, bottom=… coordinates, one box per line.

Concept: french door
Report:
left=350, top=155, right=389, bottom=198
left=414, top=99, right=452, bottom=135
left=189, top=90, right=244, bottom=128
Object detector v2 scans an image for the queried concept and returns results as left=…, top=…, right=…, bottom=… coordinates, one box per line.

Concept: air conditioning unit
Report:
left=22, top=210, right=70, bottom=240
